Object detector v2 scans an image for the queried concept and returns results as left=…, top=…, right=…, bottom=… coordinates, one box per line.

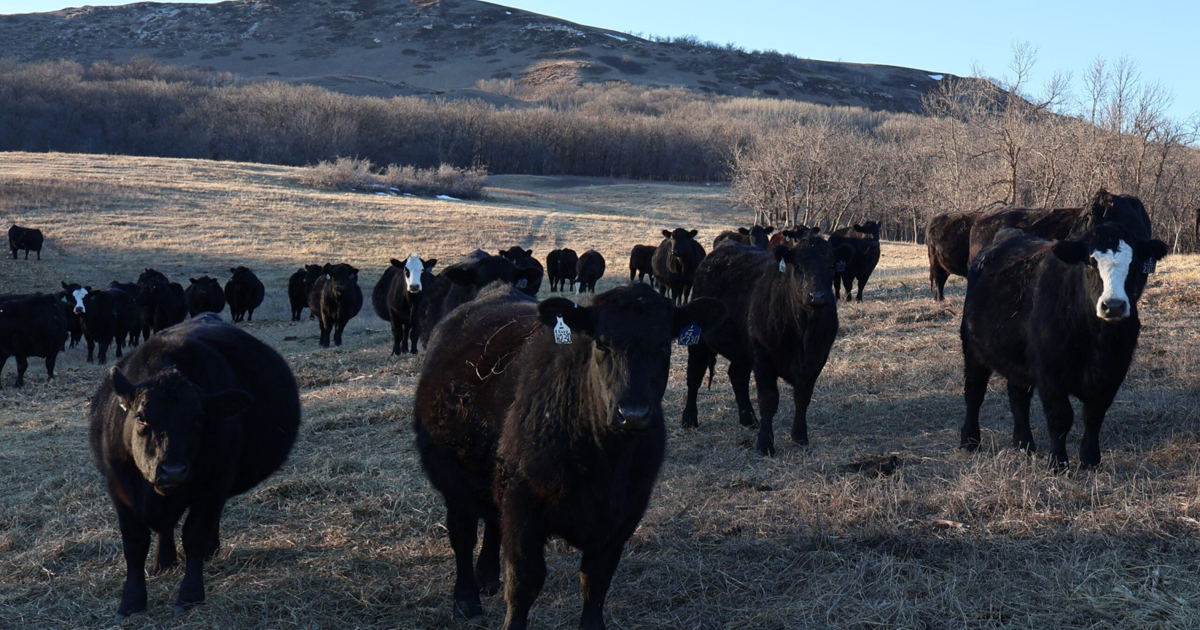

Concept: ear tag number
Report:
left=516, top=277, right=528, bottom=289
left=678, top=322, right=702, bottom=346
left=553, top=316, right=572, bottom=345
left=1143, top=258, right=1157, bottom=274
left=779, top=260, right=787, bottom=273
left=836, top=260, right=847, bottom=272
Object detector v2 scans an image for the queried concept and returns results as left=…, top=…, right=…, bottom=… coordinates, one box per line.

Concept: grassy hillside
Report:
left=2, top=153, right=1200, bottom=628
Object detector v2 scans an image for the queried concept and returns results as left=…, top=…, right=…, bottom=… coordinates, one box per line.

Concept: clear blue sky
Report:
left=8, top=0, right=1199, bottom=121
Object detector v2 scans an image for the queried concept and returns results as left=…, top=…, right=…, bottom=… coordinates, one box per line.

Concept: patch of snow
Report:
left=523, top=23, right=584, bottom=37
left=394, top=22, right=403, bottom=26
left=373, top=38, right=381, bottom=44
left=605, top=33, right=628, bottom=42
left=928, top=74, right=944, bottom=80
left=376, top=192, right=389, bottom=196
left=423, top=23, right=434, bottom=30
left=403, top=193, right=416, bottom=197
left=505, top=11, right=512, bottom=14
left=436, top=195, right=462, bottom=201
left=453, top=22, right=477, bottom=29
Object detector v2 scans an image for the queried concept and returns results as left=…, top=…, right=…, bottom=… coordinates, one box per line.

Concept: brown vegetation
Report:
left=2, top=153, right=1200, bottom=628
left=299, top=157, right=488, bottom=199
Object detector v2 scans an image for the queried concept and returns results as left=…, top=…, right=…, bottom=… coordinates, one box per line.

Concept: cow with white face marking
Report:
left=371, top=254, right=438, bottom=355
left=61, top=283, right=140, bottom=364
left=960, top=223, right=1168, bottom=468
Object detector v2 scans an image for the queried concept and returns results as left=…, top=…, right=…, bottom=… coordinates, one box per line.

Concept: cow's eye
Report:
left=135, top=414, right=149, bottom=434
left=594, top=340, right=611, bottom=354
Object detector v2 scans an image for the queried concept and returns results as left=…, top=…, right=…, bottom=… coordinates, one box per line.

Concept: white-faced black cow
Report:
left=372, top=254, right=438, bottom=354
left=8, top=224, right=44, bottom=260
left=499, top=246, right=544, bottom=296
left=713, top=225, right=774, bottom=249
left=184, top=277, right=226, bottom=317
left=62, top=283, right=141, bottom=364
left=54, top=286, right=84, bottom=350
left=628, top=244, right=655, bottom=285
left=682, top=235, right=842, bottom=455
left=224, top=267, right=265, bottom=323
left=652, top=228, right=706, bottom=304
left=829, top=221, right=881, bottom=302
left=308, top=263, right=363, bottom=348
left=960, top=221, right=1168, bottom=469
left=89, top=315, right=300, bottom=619
left=414, top=282, right=725, bottom=628
left=575, top=249, right=606, bottom=294
left=0, top=293, right=68, bottom=387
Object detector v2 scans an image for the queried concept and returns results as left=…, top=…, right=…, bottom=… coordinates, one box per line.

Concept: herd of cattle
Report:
left=0, top=190, right=1173, bottom=627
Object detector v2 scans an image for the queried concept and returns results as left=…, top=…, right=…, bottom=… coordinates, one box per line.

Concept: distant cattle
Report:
left=89, top=316, right=300, bottom=619
left=8, top=225, right=44, bottom=260
left=683, top=235, right=840, bottom=455
left=308, top=263, right=363, bottom=348
left=629, top=244, right=656, bottom=284
left=652, top=228, right=706, bottom=304
left=136, top=269, right=187, bottom=338
left=225, top=267, right=265, bottom=323
left=714, top=225, right=774, bottom=249
left=829, top=221, right=882, bottom=302
left=556, top=247, right=579, bottom=292
left=372, top=255, right=438, bottom=355
left=960, top=220, right=1167, bottom=468
left=499, top=246, right=544, bottom=297
left=184, top=277, right=226, bottom=317
left=967, top=207, right=1084, bottom=265
left=0, top=293, right=68, bottom=387
left=288, top=265, right=323, bottom=321
left=575, top=249, right=606, bottom=293
left=63, top=283, right=140, bottom=364
left=414, top=282, right=724, bottom=626
left=925, top=210, right=978, bottom=301
left=417, top=250, right=538, bottom=345
left=545, top=249, right=563, bottom=291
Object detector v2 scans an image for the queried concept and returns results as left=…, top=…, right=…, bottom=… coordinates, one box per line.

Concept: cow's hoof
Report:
left=755, top=436, right=776, bottom=457
left=790, top=431, right=808, bottom=446
left=681, top=408, right=698, bottom=429
left=738, top=410, right=757, bottom=428
left=149, top=559, right=177, bottom=575
left=959, top=440, right=980, bottom=452
left=453, top=598, right=485, bottom=624
left=478, top=577, right=501, bottom=597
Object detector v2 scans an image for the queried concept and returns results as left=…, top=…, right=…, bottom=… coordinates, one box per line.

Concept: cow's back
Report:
left=0, top=293, right=68, bottom=357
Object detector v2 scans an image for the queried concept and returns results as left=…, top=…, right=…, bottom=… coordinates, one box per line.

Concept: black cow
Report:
left=961, top=221, right=1166, bottom=469
left=372, top=255, right=438, bottom=355
left=968, top=207, right=1083, bottom=265
left=308, top=263, right=363, bottom=348
left=288, top=265, right=323, bottom=321
left=414, top=282, right=725, bottom=628
left=8, top=224, right=44, bottom=260
left=499, top=247, right=544, bottom=297
left=575, top=249, right=606, bottom=294
left=417, top=251, right=539, bottom=346
left=63, top=284, right=140, bottom=364
left=54, top=287, right=84, bottom=349
left=829, top=221, right=881, bottom=302
left=225, top=267, right=265, bottom=323
left=682, top=235, right=841, bottom=455
left=713, top=225, right=774, bottom=249
left=136, top=269, right=187, bottom=338
left=0, top=293, right=68, bottom=387
left=89, top=315, right=300, bottom=619
left=629, top=244, right=655, bottom=285
left=546, top=249, right=562, bottom=292
left=109, top=282, right=144, bottom=345
left=184, top=277, right=226, bottom=317
left=652, top=228, right=706, bottom=304
left=557, top=248, right=579, bottom=293
left=926, top=210, right=978, bottom=301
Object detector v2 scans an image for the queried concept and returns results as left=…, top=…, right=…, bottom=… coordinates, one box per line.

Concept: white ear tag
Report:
left=779, top=260, right=787, bottom=273
left=553, top=316, right=572, bottom=345
left=1143, top=258, right=1157, bottom=274
left=118, top=402, right=128, bottom=412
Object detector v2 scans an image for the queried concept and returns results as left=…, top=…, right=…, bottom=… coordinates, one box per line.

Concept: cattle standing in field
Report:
left=308, top=263, right=363, bottom=348
left=575, top=249, right=606, bottom=294
left=652, top=228, right=706, bottom=304
left=89, top=315, right=300, bottom=619
left=926, top=210, right=978, bottom=301
left=372, top=255, right=438, bottom=354
left=63, top=283, right=141, bottom=364
left=0, top=293, right=67, bottom=387
left=414, top=282, right=725, bottom=628
left=417, top=251, right=539, bottom=345
left=960, top=222, right=1167, bottom=469
left=682, top=234, right=841, bottom=455
left=288, top=265, right=323, bottom=321
left=557, top=248, right=579, bottom=293
left=225, top=267, right=265, bottom=323
left=628, top=244, right=655, bottom=284
left=545, top=249, right=563, bottom=291
left=136, top=270, right=187, bottom=338
left=54, top=287, right=84, bottom=349
left=184, top=277, right=226, bottom=317
left=829, top=221, right=882, bottom=302
left=8, top=225, right=43, bottom=260
left=967, top=207, right=1084, bottom=266
left=499, top=246, right=544, bottom=297
left=109, top=282, right=144, bottom=345
left=713, top=225, right=774, bottom=249
left=766, top=226, right=819, bottom=250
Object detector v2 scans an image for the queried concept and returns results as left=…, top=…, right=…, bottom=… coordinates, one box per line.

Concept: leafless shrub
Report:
left=300, top=158, right=488, bottom=199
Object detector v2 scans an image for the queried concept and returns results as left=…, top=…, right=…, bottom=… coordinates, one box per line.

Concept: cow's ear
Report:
left=85, top=286, right=93, bottom=293
left=538, top=297, right=592, bottom=334
left=444, top=266, right=477, bottom=286
left=661, top=229, right=671, bottom=238
left=1051, top=240, right=1090, bottom=265
left=189, top=278, right=197, bottom=284
left=390, top=258, right=403, bottom=268
left=738, top=227, right=750, bottom=235
left=773, top=245, right=791, bottom=262
left=853, top=223, right=865, bottom=232
left=688, top=229, right=698, bottom=237
left=203, top=389, right=254, bottom=418
left=424, top=259, right=438, bottom=272
left=764, top=227, right=774, bottom=235
left=498, top=250, right=507, bottom=258
left=109, top=367, right=137, bottom=410
left=674, top=297, right=727, bottom=336
left=810, top=226, right=821, bottom=235
left=1137, top=239, right=1169, bottom=261
left=525, top=249, right=533, bottom=257
left=230, top=268, right=237, bottom=274
left=61, top=281, right=69, bottom=289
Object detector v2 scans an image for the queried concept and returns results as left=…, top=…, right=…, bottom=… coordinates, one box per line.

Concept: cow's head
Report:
left=445, top=254, right=533, bottom=289
left=61, top=282, right=88, bottom=314
left=322, top=264, right=359, bottom=294
left=499, top=246, right=534, bottom=262
left=229, top=266, right=251, bottom=277
left=853, top=221, right=881, bottom=240
left=392, top=254, right=438, bottom=294
left=137, top=268, right=168, bottom=287
left=538, top=284, right=726, bottom=431
left=662, top=228, right=699, bottom=261
left=1052, top=224, right=1168, bottom=322
left=773, top=233, right=837, bottom=309
left=108, top=367, right=252, bottom=496
left=748, top=225, right=774, bottom=249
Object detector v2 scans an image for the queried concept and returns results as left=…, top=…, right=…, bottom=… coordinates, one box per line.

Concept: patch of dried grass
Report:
left=300, top=157, right=487, bottom=200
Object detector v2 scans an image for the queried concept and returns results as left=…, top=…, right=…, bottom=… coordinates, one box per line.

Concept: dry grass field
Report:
left=2, top=152, right=1200, bottom=629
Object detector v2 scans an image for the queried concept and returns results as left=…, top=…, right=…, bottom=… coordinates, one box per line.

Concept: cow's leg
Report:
left=176, top=498, right=225, bottom=615
left=1039, top=385, right=1074, bottom=470
left=579, top=542, right=625, bottom=630
left=333, top=320, right=346, bottom=346
left=1007, top=382, right=1035, bottom=453
left=408, top=322, right=420, bottom=355
left=841, top=273, right=854, bottom=303
left=246, top=309, right=253, bottom=322
left=726, top=359, right=756, bottom=428
left=44, top=353, right=57, bottom=381
left=9, top=247, right=15, bottom=259
left=476, top=515, right=502, bottom=597
left=0, top=354, right=8, bottom=387
left=791, top=375, right=818, bottom=446
left=833, top=272, right=843, bottom=300
left=446, top=505, right=483, bottom=621
left=114, top=333, right=125, bottom=359
left=933, top=265, right=949, bottom=301
left=97, top=338, right=110, bottom=364
left=14, top=356, right=28, bottom=387
left=960, top=352, right=992, bottom=451
left=85, top=335, right=96, bottom=363
left=115, top=503, right=150, bottom=619
left=151, top=523, right=179, bottom=574
left=318, top=317, right=330, bottom=348
left=855, top=275, right=866, bottom=302
left=390, top=316, right=404, bottom=356
left=501, top=489, right=547, bottom=630
left=752, top=356, right=780, bottom=457
left=1079, top=397, right=1114, bottom=469
left=682, top=342, right=713, bottom=428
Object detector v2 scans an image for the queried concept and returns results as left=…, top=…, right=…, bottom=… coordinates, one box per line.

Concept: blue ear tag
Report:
left=779, top=260, right=787, bottom=273
left=516, top=277, right=528, bottom=289
left=1143, top=258, right=1157, bottom=274
left=678, top=322, right=702, bottom=346
left=836, top=260, right=847, bottom=272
